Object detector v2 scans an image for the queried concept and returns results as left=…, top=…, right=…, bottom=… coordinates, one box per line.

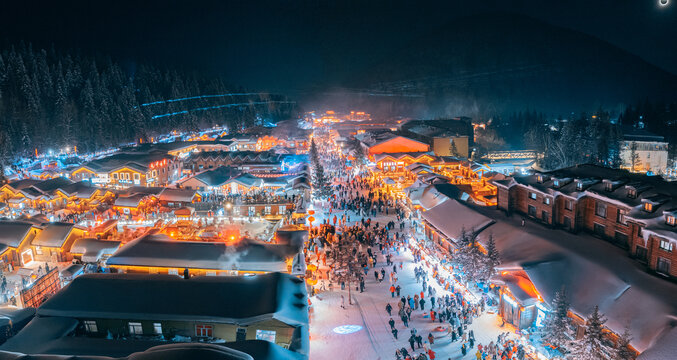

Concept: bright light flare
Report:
left=659, top=0, right=669, bottom=6
left=332, top=325, right=362, bottom=334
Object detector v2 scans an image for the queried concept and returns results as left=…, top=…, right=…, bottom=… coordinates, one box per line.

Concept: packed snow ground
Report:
left=307, top=204, right=517, bottom=360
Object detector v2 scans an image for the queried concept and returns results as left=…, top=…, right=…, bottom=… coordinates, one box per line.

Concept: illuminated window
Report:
left=168, top=268, right=179, bottom=276
left=196, top=324, right=213, bottom=337
left=35, top=246, right=43, bottom=255
left=644, top=203, right=653, bottom=212
left=128, top=322, right=143, bottom=335
left=279, top=205, right=286, bottom=214
left=265, top=206, right=271, bottom=215
left=543, top=197, right=551, bottom=205
left=660, top=240, right=673, bottom=252
left=256, top=329, right=276, bottom=342
left=134, top=173, right=140, bottom=180
left=529, top=192, right=537, bottom=200
left=617, top=209, right=627, bottom=225
left=112, top=173, right=118, bottom=179
left=627, top=189, right=637, bottom=198
left=84, top=320, right=98, bottom=333
left=668, top=216, right=676, bottom=227
left=153, top=323, right=162, bottom=335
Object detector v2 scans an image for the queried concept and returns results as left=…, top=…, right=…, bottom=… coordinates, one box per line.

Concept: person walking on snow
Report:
left=389, top=317, right=396, bottom=331
left=386, top=303, right=393, bottom=316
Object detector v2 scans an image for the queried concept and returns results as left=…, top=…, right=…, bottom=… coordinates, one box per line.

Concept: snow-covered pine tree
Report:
left=484, top=233, right=500, bottom=280
left=568, top=306, right=616, bottom=360
left=614, top=326, right=633, bottom=360
left=453, top=228, right=487, bottom=283
left=542, top=288, right=572, bottom=353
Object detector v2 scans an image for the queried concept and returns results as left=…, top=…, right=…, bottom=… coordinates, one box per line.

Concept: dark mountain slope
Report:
left=346, top=13, right=677, bottom=118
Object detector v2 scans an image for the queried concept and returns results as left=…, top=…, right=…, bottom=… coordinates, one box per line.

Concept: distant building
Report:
left=399, top=118, right=474, bottom=158
left=620, top=126, right=669, bottom=175
left=357, top=132, right=430, bottom=156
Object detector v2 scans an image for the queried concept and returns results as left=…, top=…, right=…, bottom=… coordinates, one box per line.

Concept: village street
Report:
left=306, top=179, right=518, bottom=360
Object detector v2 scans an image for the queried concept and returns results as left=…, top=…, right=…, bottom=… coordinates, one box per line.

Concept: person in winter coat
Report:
left=420, top=298, right=426, bottom=310
left=461, top=343, right=467, bottom=356
left=428, top=332, right=435, bottom=345
left=401, top=313, right=409, bottom=327
left=390, top=285, right=396, bottom=297
left=386, top=303, right=393, bottom=316
left=427, top=348, right=436, bottom=360
left=409, top=335, right=416, bottom=352
left=416, top=334, right=423, bottom=348
left=389, top=318, right=396, bottom=331
left=392, top=327, right=399, bottom=339
left=396, top=285, right=402, bottom=296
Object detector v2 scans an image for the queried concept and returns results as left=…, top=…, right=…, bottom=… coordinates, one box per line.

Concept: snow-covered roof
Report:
left=0, top=306, right=35, bottom=329
left=31, top=222, right=79, bottom=248
left=114, top=193, right=151, bottom=208
left=1, top=326, right=265, bottom=360
left=158, top=188, right=198, bottom=203
left=421, top=199, right=494, bottom=242
left=37, top=273, right=308, bottom=328
left=105, top=234, right=298, bottom=273
left=0, top=221, right=36, bottom=248
left=70, top=238, right=121, bottom=262
left=468, top=205, right=677, bottom=353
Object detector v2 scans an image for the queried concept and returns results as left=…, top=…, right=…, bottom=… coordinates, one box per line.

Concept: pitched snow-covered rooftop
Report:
left=464, top=204, right=677, bottom=353
left=105, top=234, right=299, bottom=273
left=37, top=272, right=308, bottom=327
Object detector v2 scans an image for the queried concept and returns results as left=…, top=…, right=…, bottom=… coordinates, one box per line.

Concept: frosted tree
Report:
left=569, top=306, right=616, bottom=360
left=614, top=326, right=633, bottom=360
left=542, top=288, right=572, bottom=354
left=454, top=228, right=487, bottom=283
left=484, top=233, right=500, bottom=279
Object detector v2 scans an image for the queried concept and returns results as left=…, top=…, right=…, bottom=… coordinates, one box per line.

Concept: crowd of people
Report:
left=306, top=143, right=532, bottom=360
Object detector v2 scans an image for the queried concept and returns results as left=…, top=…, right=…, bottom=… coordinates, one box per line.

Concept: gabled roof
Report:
left=31, top=222, right=80, bottom=248
left=421, top=199, right=494, bottom=241
left=225, top=174, right=264, bottom=188
left=105, top=234, right=298, bottom=273
left=0, top=221, right=37, bottom=248
left=5, top=179, right=41, bottom=191
left=32, top=177, right=74, bottom=193
left=159, top=188, right=199, bottom=203
left=56, top=181, right=100, bottom=198
left=114, top=194, right=152, bottom=208
left=184, top=166, right=240, bottom=187
left=71, top=238, right=121, bottom=262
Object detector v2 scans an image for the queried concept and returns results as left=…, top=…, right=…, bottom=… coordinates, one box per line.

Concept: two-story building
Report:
left=493, top=164, right=677, bottom=278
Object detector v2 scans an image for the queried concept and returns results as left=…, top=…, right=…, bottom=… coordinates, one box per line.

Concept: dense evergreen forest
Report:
left=491, top=103, right=677, bottom=171
left=0, top=43, right=296, bottom=160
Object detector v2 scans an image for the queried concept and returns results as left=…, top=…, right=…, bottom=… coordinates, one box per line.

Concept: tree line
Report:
left=491, top=102, right=677, bottom=171
left=0, top=42, right=295, bottom=164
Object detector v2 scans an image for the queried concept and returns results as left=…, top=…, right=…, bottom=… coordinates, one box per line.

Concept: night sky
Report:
left=1, top=0, right=675, bottom=92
